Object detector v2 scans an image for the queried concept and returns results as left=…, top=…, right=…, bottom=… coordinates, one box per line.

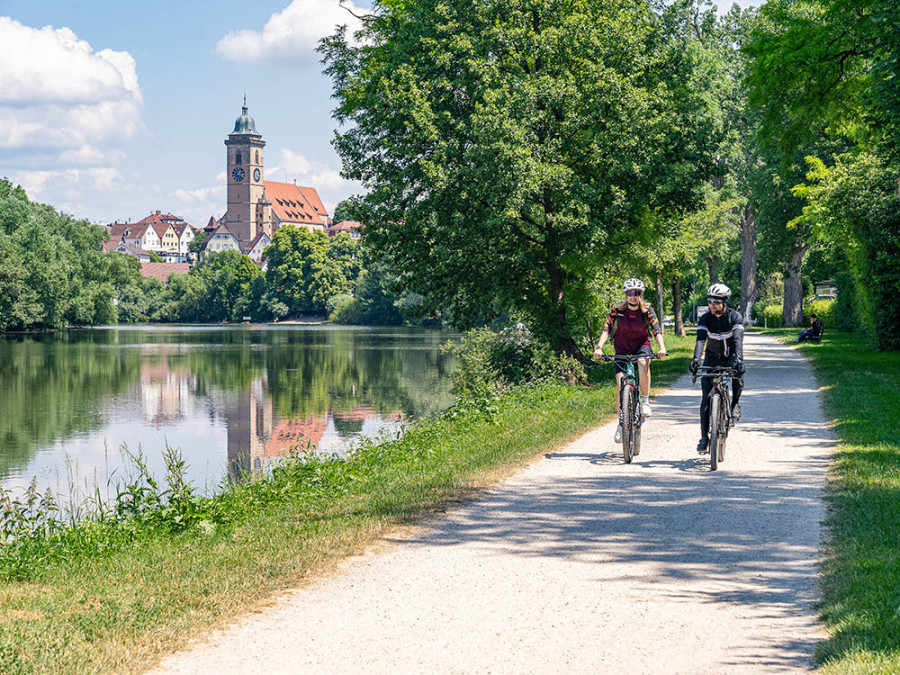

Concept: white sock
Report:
left=642, top=395, right=649, bottom=404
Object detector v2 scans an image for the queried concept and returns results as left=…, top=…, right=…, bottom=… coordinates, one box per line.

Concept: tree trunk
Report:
left=782, top=244, right=808, bottom=327
left=547, top=260, right=588, bottom=362
left=708, top=254, right=718, bottom=285
left=739, top=203, right=758, bottom=322
left=655, top=274, right=665, bottom=337
left=672, top=275, right=686, bottom=337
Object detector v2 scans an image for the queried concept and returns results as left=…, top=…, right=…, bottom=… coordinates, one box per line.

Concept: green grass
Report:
left=758, top=328, right=900, bottom=673
left=0, top=337, right=695, bottom=673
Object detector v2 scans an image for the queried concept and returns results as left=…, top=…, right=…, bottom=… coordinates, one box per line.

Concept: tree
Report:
left=321, top=0, right=719, bottom=359
left=332, top=199, right=358, bottom=225
left=265, top=227, right=351, bottom=314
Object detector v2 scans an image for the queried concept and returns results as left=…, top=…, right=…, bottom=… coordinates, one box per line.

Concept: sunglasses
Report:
left=707, top=298, right=724, bottom=306
left=626, top=290, right=642, bottom=297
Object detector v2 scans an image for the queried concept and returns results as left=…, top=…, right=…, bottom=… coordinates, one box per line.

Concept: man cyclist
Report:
left=593, top=278, right=667, bottom=443
left=689, top=283, right=745, bottom=454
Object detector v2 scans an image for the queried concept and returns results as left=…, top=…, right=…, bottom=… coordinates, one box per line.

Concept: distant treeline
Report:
left=0, top=179, right=436, bottom=330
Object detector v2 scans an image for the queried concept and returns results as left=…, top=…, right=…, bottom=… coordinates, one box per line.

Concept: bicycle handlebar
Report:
left=692, top=365, right=742, bottom=385
left=598, top=353, right=662, bottom=363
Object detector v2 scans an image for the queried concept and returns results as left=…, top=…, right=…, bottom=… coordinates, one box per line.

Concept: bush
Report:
left=328, top=295, right=359, bottom=324
left=444, top=325, right=585, bottom=401
left=804, top=298, right=836, bottom=327
left=760, top=304, right=783, bottom=327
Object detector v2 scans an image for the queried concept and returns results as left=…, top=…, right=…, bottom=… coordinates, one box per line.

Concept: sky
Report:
left=0, top=0, right=759, bottom=228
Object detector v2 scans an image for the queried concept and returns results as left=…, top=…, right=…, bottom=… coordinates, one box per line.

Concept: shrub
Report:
left=444, top=325, right=584, bottom=400
left=804, top=298, right=836, bottom=327
left=760, top=304, right=783, bottom=327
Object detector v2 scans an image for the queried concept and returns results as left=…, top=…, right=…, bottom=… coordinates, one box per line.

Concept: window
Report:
left=236, top=152, right=243, bottom=165
left=254, top=151, right=259, bottom=164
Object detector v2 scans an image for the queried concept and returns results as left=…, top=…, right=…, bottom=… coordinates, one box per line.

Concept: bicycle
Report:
left=692, top=365, right=742, bottom=471
left=600, top=353, right=661, bottom=463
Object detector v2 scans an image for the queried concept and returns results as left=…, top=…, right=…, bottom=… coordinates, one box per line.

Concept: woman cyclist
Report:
left=689, top=283, right=745, bottom=453
left=593, top=278, right=667, bottom=443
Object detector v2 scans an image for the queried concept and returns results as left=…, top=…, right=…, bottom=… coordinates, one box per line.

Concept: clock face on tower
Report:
left=253, top=168, right=261, bottom=182
left=232, top=167, right=245, bottom=182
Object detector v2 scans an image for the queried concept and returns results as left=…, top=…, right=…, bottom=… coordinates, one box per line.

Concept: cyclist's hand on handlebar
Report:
left=657, top=349, right=667, bottom=358
left=733, top=358, right=745, bottom=375
left=592, top=348, right=604, bottom=360
left=689, top=359, right=699, bottom=376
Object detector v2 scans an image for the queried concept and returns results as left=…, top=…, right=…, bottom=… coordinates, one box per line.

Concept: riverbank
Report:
left=0, top=338, right=695, bottom=672
left=759, top=328, right=900, bottom=673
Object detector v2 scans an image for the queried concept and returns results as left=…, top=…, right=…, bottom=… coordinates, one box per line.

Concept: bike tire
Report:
left=709, top=393, right=720, bottom=471
left=717, top=393, right=728, bottom=464
left=621, top=385, right=635, bottom=464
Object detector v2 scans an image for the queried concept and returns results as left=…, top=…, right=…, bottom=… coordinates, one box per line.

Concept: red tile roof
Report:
left=139, top=262, right=190, bottom=282
left=327, top=220, right=362, bottom=237
left=263, top=181, right=327, bottom=227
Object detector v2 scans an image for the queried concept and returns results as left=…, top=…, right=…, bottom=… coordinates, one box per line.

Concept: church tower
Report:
left=224, top=97, right=267, bottom=243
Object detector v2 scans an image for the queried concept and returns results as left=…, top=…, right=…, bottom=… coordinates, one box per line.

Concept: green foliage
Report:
left=794, top=153, right=900, bottom=350
left=265, top=228, right=351, bottom=315
left=804, top=298, right=836, bottom=327
left=444, top=325, right=584, bottom=402
left=321, top=0, right=720, bottom=357
left=0, top=178, right=144, bottom=330
left=759, top=303, right=784, bottom=327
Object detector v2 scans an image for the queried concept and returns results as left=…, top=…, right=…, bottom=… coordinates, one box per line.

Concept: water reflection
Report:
left=0, top=326, right=457, bottom=500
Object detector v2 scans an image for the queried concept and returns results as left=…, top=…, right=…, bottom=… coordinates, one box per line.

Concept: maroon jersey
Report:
left=610, top=305, right=655, bottom=354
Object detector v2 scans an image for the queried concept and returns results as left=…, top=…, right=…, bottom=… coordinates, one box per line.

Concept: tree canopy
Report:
left=322, top=0, right=721, bottom=357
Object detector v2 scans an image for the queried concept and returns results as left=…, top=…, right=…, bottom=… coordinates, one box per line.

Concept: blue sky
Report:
left=0, top=0, right=759, bottom=228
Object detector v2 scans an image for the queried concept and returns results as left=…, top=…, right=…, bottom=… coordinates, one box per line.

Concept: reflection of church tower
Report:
left=224, top=97, right=271, bottom=242
left=225, top=376, right=275, bottom=478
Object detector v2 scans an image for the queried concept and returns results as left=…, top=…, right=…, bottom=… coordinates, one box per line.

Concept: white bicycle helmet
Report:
left=707, top=283, right=732, bottom=300
left=623, top=278, right=645, bottom=293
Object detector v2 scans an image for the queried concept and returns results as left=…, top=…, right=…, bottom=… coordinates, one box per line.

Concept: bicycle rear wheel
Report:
left=709, top=394, right=720, bottom=471
left=621, top=385, right=636, bottom=464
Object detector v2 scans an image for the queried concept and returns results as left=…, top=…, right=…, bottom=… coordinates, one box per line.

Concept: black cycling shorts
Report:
left=614, top=345, right=653, bottom=376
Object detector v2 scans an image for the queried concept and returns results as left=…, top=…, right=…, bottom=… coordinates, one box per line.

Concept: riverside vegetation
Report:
left=0, top=332, right=695, bottom=673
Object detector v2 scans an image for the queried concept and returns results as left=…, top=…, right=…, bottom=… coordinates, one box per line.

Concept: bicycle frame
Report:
left=600, top=353, right=659, bottom=463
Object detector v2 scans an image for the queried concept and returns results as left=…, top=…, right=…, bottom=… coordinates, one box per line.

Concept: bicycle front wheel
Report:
left=709, top=393, right=720, bottom=471
left=716, top=392, right=728, bottom=465
left=621, top=385, right=636, bottom=464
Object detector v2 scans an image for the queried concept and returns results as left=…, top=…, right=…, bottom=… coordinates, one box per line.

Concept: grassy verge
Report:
left=757, top=328, right=900, bottom=673
left=0, top=337, right=694, bottom=673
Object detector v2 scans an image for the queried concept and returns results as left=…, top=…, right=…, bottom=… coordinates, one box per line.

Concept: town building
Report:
left=105, top=211, right=198, bottom=262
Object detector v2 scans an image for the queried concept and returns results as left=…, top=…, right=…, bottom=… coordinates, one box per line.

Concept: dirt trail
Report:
left=151, top=333, right=831, bottom=674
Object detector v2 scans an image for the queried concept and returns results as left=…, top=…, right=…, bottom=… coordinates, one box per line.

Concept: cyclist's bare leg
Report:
left=614, top=372, right=625, bottom=414
left=638, top=358, right=651, bottom=397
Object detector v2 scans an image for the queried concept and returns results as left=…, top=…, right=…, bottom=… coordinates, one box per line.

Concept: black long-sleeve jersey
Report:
left=693, top=307, right=745, bottom=362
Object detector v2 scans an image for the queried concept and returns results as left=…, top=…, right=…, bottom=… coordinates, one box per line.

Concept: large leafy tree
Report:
left=265, top=227, right=351, bottom=314
left=322, top=0, right=718, bottom=358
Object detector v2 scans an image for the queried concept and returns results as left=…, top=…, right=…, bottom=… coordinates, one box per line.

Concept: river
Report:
left=0, top=325, right=457, bottom=505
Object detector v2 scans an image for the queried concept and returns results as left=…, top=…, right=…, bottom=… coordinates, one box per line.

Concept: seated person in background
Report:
left=798, top=314, right=824, bottom=342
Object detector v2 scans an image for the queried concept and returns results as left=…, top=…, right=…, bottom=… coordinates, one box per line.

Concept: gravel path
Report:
left=151, top=333, right=832, bottom=674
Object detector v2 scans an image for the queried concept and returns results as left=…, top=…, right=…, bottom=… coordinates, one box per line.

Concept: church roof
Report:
left=263, top=181, right=326, bottom=226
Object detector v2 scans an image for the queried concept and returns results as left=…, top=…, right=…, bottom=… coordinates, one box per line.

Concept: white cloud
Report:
left=215, top=0, right=370, bottom=64
left=11, top=168, right=128, bottom=219
left=0, top=18, right=143, bottom=152
left=269, top=148, right=363, bottom=214
left=173, top=181, right=227, bottom=226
